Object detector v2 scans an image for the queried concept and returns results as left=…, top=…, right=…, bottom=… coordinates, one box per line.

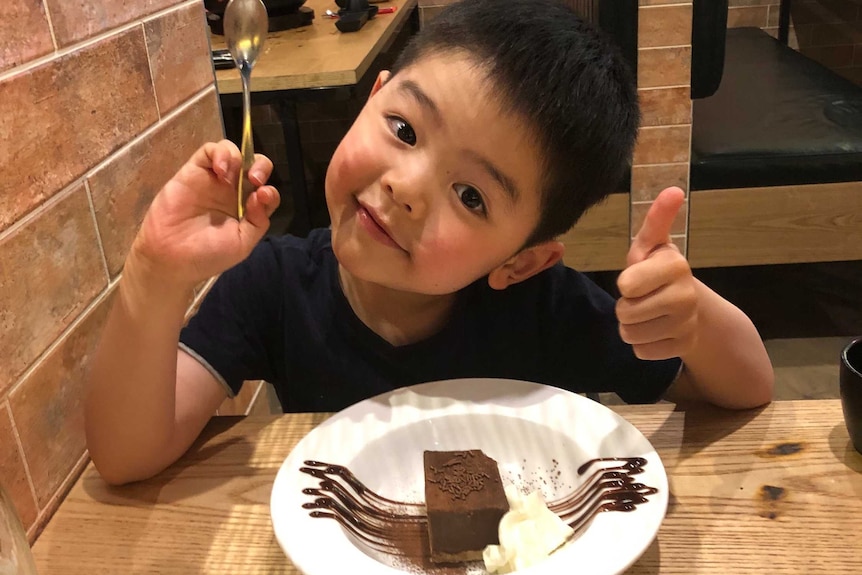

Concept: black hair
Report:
left=389, top=0, right=640, bottom=246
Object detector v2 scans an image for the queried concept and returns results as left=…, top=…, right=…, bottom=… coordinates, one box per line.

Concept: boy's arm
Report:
left=616, top=187, right=774, bottom=410
left=661, top=279, right=774, bottom=408
left=85, top=140, right=280, bottom=485
left=85, top=255, right=227, bottom=485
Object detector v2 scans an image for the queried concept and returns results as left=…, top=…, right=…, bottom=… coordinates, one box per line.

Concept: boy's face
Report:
left=326, top=52, right=545, bottom=295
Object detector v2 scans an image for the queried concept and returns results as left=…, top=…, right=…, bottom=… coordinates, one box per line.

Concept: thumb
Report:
left=627, top=187, right=685, bottom=266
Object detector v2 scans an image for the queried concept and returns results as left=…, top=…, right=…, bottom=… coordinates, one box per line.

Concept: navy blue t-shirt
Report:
left=179, top=229, right=681, bottom=412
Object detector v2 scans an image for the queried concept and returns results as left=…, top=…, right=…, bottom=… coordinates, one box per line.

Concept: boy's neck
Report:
left=337, top=265, right=458, bottom=347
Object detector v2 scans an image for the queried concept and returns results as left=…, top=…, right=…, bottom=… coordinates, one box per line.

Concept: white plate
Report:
left=271, top=378, right=667, bottom=575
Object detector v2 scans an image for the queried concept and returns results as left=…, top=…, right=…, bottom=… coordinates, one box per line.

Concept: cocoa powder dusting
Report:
left=427, top=451, right=496, bottom=501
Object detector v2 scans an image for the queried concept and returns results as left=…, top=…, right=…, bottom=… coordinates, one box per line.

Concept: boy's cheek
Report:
left=331, top=129, right=376, bottom=178
left=326, top=140, right=361, bottom=194
left=416, top=232, right=474, bottom=276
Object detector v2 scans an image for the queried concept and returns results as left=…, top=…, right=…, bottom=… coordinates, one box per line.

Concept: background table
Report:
left=31, top=400, right=862, bottom=573
left=211, top=0, right=418, bottom=235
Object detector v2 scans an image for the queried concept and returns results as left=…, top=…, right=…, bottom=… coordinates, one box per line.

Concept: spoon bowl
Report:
left=223, top=0, right=268, bottom=218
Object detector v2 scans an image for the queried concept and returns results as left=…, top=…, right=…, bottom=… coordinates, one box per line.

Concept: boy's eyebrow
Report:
left=466, top=151, right=520, bottom=202
left=398, top=80, right=443, bottom=125
left=397, top=78, right=519, bottom=201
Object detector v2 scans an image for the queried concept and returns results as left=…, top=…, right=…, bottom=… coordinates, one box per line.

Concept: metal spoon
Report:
left=223, top=0, right=268, bottom=218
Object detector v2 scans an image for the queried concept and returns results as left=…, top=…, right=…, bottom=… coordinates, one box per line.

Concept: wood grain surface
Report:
left=31, top=401, right=862, bottom=573
left=211, top=0, right=417, bottom=94
left=688, top=181, right=862, bottom=268
left=561, top=193, right=630, bottom=272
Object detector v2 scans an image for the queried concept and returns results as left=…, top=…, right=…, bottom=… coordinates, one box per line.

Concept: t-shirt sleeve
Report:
left=542, top=265, right=682, bottom=404
left=179, top=240, right=284, bottom=396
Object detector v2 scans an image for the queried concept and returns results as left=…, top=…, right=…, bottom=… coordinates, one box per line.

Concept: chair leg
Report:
left=778, top=0, right=792, bottom=45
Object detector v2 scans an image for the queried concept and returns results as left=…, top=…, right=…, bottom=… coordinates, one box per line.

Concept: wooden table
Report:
left=212, top=0, right=417, bottom=94
left=31, top=400, right=862, bottom=573
left=210, top=0, right=418, bottom=235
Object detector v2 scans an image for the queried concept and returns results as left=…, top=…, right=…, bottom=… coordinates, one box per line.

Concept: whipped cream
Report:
left=483, top=485, right=574, bottom=574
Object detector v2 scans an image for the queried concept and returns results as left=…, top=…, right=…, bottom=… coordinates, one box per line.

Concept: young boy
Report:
left=85, top=0, right=773, bottom=484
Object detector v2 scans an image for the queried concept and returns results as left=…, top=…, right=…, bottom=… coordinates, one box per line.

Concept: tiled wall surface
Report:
left=721, top=0, right=862, bottom=86
left=725, top=0, right=862, bottom=81
left=728, top=0, right=783, bottom=33
left=0, top=0, right=221, bottom=541
left=793, top=0, right=862, bottom=85
left=417, top=0, right=457, bottom=25
left=634, top=0, right=692, bottom=253
left=727, top=0, right=801, bottom=49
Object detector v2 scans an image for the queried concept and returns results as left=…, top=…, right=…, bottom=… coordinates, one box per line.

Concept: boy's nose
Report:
left=383, top=171, right=427, bottom=217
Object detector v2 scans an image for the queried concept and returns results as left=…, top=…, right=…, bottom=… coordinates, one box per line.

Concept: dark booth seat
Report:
left=691, top=27, right=862, bottom=191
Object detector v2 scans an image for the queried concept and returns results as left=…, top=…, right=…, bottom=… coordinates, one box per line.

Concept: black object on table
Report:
left=205, top=0, right=314, bottom=34
left=334, top=0, right=379, bottom=33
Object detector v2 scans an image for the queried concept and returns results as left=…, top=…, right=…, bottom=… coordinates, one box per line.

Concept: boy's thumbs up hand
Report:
left=625, top=186, right=685, bottom=267
left=616, top=187, right=698, bottom=361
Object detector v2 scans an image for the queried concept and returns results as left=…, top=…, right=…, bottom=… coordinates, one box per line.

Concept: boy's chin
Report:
left=337, top=260, right=476, bottom=297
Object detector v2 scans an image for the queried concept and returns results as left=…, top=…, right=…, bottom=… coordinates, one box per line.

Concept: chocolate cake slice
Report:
left=423, top=450, right=509, bottom=563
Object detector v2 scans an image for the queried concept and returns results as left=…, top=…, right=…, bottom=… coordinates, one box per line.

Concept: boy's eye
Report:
left=387, top=117, right=417, bottom=146
left=455, top=184, right=486, bottom=215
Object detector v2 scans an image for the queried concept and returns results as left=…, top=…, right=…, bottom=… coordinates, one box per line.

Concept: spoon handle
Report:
left=237, top=64, right=255, bottom=218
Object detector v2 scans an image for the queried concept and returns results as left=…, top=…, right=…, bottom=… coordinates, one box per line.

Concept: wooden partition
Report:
left=688, top=182, right=862, bottom=268
left=561, top=194, right=630, bottom=271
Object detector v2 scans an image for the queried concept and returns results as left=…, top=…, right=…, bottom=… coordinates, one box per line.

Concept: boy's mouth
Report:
left=355, top=199, right=407, bottom=252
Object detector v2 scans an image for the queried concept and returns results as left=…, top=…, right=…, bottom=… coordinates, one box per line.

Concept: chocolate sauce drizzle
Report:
left=299, top=457, right=656, bottom=572
left=300, top=461, right=425, bottom=556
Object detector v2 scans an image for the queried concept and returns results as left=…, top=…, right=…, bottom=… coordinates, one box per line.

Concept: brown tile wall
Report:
left=725, top=1, right=862, bottom=86
left=635, top=1, right=693, bottom=253
left=418, top=0, right=458, bottom=26
left=729, top=0, right=780, bottom=31
left=728, top=0, right=802, bottom=48
left=726, top=0, right=862, bottom=68
left=792, top=0, right=862, bottom=86
left=0, top=0, right=222, bottom=542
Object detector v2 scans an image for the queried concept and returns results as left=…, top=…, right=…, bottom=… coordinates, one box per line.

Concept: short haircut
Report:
left=389, top=0, right=640, bottom=246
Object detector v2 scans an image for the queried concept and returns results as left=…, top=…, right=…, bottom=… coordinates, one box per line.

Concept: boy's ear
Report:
left=370, top=70, right=391, bottom=97
left=487, top=241, right=565, bottom=290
